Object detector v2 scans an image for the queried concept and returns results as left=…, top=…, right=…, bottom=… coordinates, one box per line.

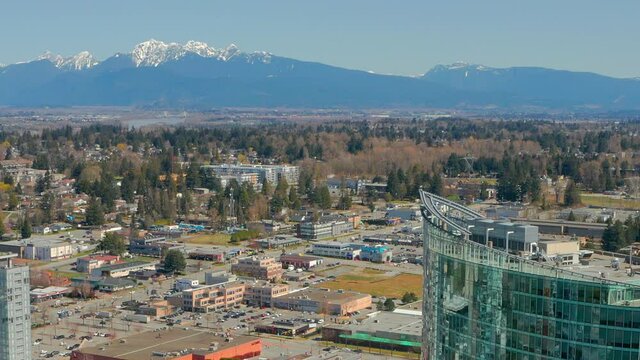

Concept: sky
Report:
left=1, top=1, right=639, bottom=78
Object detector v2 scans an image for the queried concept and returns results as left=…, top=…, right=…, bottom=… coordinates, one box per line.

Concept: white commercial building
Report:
left=311, top=242, right=361, bottom=260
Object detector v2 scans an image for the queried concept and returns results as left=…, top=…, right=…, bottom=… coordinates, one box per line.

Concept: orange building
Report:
left=71, top=329, right=261, bottom=360
left=231, top=256, right=284, bottom=281
left=273, top=288, right=372, bottom=316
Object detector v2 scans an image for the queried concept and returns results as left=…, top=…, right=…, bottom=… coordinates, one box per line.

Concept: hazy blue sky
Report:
left=1, top=1, right=639, bottom=77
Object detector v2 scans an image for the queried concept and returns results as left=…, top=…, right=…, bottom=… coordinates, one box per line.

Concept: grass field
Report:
left=51, top=270, right=80, bottom=279
left=320, top=270, right=423, bottom=299
left=580, top=194, right=640, bottom=209
left=184, top=233, right=232, bottom=245
left=124, top=256, right=157, bottom=263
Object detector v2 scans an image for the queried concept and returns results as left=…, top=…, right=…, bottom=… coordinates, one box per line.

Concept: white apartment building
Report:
left=0, top=253, right=31, bottom=360
left=201, top=164, right=300, bottom=186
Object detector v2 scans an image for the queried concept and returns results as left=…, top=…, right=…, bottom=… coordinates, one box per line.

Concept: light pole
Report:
left=467, top=225, right=476, bottom=240
left=485, top=228, right=494, bottom=246
left=505, top=231, right=514, bottom=253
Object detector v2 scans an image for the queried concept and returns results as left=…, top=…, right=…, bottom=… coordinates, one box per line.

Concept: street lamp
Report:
left=485, top=228, right=494, bottom=246
left=505, top=231, right=515, bottom=253
left=466, top=225, right=475, bottom=241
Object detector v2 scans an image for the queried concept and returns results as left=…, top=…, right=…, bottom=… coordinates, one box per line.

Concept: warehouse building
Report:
left=71, top=329, right=262, bottom=360
left=322, top=311, right=422, bottom=353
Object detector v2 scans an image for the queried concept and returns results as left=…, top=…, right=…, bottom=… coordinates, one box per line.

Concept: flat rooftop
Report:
left=280, top=254, right=324, bottom=261
left=95, top=261, right=156, bottom=272
left=0, top=252, right=17, bottom=260
left=566, top=253, right=640, bottom=286
left=74, top=328, right=258, bottom=360
left=327, top=311, right=422, bottom=338
left=1, top=237, right=69, bottom=247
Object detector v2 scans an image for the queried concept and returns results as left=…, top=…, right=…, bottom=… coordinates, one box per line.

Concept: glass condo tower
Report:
left=420, top=191, right=640, bottom=360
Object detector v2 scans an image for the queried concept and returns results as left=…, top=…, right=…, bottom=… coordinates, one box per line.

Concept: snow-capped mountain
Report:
left=2, top=42, right=640, bottom=110
left=131, top=39, right=268, bottom=67
left=60, top=51, right=99, bottom=71
left=34, top=50, right=98, bottom=70
left=27, top=40, right=271, bottom=69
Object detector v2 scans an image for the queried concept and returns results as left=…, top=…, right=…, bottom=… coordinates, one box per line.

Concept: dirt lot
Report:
left=183, top=233, right=232, bottom=245
left=316, top=265, right=422, bottom=299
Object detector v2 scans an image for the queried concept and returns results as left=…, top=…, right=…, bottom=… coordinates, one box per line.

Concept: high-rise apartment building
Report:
left=420, top=191, right=640, bottom=360
left=0, top=253, right=31, bottom=360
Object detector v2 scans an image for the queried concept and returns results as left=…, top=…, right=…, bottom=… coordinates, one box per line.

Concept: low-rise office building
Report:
left=97, top=278, right=137, bottom=292
left=182, top=281, right=246, bottom=313
left=76, top=255, right=121, bottom=273
left=385, top=208, right=421, bottom=221
left=205, top=271, right=237, bottom=285
left=255, top=236, right=303, bottom=249
left=273, top=288, right=372, bottom=316
left=279, top=254, right=324, bottom=269
left=188, top=248, right=225, bottom=262
left=255, top=319, right=317, bottom=337
left=175, top=278, right=199, bottom=291
left=311, top=241, right=360, bottom=260
left=129, top=236, right=184, bottom=257
left=353, top=244, right=393, bottom=263
left=91, top=261, right=158, bottom=278
left=231, top=256, right=284, bottom=281
left=0, top=238, right=74, bottom=261
left=298, top=214, right=355, bottom=240
left=244, top=281, right=289, bottom=307
left=137, top=300, right=175, bottom=319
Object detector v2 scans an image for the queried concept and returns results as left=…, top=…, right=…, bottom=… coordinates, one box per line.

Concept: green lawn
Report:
left=580, top=194, right=640, bottom=210
left=124, top=256, right=157, bottom=263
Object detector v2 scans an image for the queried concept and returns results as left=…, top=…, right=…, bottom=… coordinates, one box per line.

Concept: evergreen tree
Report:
left=261, top=181, right=272, bottom=196
left=7, top=191, right=18, bottom=211
left=602, top=220, right=625, bottom=252
left=20, top=215, right=31, bottom=239
left=383, top=298, right=396, bottom=311
left=288, top=187, right=301, bottom=209
left=164, top=249, right=187, bottom=274
left=337, top=193, right=352, bottom=210
left=314, top=184, right=332, bottom=209
left=564, top=180, right=581, bottom=206
left=85, top=197, right=105, bottom=226
left=97, top=232, right=126, bottom=256
left=40, top=192, right=55, bottom=224
left=35, top=170, right=51, bottom=194
left=401, top=292, right=419, bottom=304
left=120, top=172, right=135, bottom=203
left=386, top=169, right=400, bottom=199
left=185, top=163, right=201, bottom=189
left=430, top=173, right=444, bottom=196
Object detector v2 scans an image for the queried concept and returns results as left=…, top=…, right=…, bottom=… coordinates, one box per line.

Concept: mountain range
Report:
left=1, top=39, right=639, bottom=111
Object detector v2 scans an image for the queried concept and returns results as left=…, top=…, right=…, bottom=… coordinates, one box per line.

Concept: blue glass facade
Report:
left=420, top=191, right=640, bottom=360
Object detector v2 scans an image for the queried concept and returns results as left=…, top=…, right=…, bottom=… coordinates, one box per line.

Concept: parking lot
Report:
left=30, top=214, right=423, bottom=359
